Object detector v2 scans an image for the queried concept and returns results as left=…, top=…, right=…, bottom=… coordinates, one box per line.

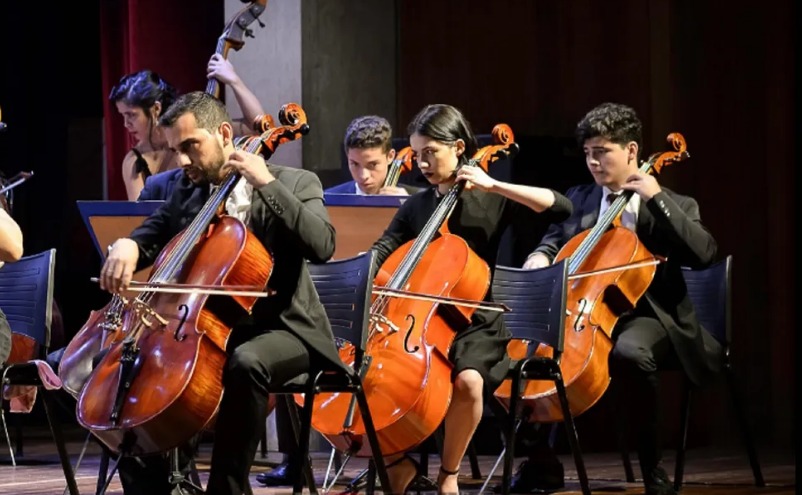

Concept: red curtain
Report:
left=99, top=0, right=223, bottom=199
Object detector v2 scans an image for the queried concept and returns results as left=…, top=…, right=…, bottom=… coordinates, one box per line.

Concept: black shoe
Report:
left=644, top=466, right=676, bottom=495
left=495, top=459, right=565, bottom=493
left=255, top=461, right=298, bottom=487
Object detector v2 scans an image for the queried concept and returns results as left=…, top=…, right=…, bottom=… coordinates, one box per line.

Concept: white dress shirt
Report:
left=598, top=186, right=640, bottom=231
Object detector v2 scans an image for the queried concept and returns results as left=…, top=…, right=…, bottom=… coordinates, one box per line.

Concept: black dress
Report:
left=370, top=186, right=572, bottom=394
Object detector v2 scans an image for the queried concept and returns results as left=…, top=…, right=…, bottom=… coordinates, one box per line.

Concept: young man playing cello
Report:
left=513, top=102, right=722, bottom=495
left=325, top=115, right=418, bottom=196
left=99, top=91, right=348, bottom=495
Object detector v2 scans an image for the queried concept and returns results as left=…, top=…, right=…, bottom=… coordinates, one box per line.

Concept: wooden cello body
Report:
left=495, top=133, right=690, bottom=422
left=78, top=216, right=273, bottom=454
left=76, top=104, right=308, bottom=455
left=301, top=125, right=518, bottom=457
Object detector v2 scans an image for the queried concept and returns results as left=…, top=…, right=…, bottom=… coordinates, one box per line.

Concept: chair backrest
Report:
left=491, top=259, right=569, bottom=356
left=308, top=251, right=376, bottom=354
left=0, top=248, right=56, bottom=351
left=681, top=255, right=732, bottom=346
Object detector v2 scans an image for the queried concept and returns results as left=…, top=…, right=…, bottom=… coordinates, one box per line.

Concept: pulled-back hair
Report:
left=109, top=70, right=177, bottom=113
left=344, top=115, right=393, bottom=153
left=575, top=102, right=642, bottom=155
left=159, top=91, right=231, bottom=133
left=407, top=104, right=478, bottom=166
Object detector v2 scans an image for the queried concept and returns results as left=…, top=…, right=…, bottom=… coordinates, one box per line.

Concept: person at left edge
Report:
left=99, top=91, right=349, bottom=495
left=0, top=207, right=24, bottom=363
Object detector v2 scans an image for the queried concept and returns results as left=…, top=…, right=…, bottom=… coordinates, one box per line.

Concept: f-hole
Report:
left=402, top=314, right=420, bottom=353
left=173, top=304, right=189, bottom=341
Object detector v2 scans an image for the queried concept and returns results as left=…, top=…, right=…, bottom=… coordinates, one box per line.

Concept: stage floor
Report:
left=0, top=429, right=795, bottom=494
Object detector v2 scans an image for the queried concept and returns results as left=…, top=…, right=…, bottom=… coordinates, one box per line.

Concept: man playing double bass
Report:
left=100, top=91, right=348, bottom=495
left=511, top=102, right=722, bottom=495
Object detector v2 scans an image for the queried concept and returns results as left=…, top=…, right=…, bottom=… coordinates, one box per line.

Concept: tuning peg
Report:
left=256, top=17, right=265, bottom=28
left=244, top=28, right=255, bottom=39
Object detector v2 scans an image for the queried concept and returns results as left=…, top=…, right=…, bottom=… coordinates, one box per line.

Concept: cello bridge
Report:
left=369, top=313, right=400, bottom=333
left=131, top=300, right=169, bottom=328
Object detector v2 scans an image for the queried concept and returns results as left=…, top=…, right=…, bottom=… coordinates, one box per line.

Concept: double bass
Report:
left=75, top=105, right=309, bottom=455
left=494, top=133, right=690, bottom=421
left=301, top=124, right=517, bottom=458
left=59, top=0, right=271, bottom=398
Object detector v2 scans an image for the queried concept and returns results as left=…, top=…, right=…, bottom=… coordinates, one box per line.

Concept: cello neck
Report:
left=145, top=172, right=242, bottom=289
left=567, top=159, right=654, bottom=275
left=384, top=164, right=470, bottom=291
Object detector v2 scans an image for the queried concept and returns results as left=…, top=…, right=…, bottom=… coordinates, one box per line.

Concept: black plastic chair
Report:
left=486, top=260, right=591, bottom=495
left=0, top=248, right=80, bottom=495
left=619, top=255, right=764, bottom=490
left=270, top=251, right=391, bottom=494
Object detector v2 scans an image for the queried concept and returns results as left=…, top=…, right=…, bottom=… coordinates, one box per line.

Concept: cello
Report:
left=494, top=132, right=690, bottom=422
left=59, top=0, right=271, bottom=398
left=300, top=124, right=517, bottom=458
left=75, top=105, right=308, bottom=455
left=382, top=146, right=414, bottom=188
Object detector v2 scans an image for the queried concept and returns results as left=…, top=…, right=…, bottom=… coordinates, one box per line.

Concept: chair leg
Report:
left=288, top=392, right=319, bottom=495
left=41, top=390, right=80, bottom=495
left=468, top=438, right=482, bottom=479
left=501, top=372, right=522, bottom=495
left=260, top=426, right=268, bottom=458
left=478, top=448, right=505, bottom=495
left=355, top=388, right=391, bottom=494
left=615, top=399, right=635, bottom=482
left=725, top=365, right=765, bottom=487
left=555, top=376, right=590, bottom=495
left=0, top=406, right=16, bottom=466
left=95, top=450, right=110, bottom=495
left=673, top=383, right=692, bottom=492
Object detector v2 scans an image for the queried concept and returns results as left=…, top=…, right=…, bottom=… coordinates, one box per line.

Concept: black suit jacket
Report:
left=128, top=165, right=348, bottom=374
left=137, top=168, right=184, bottom=201
left=533, top=184, right=719, bottom=385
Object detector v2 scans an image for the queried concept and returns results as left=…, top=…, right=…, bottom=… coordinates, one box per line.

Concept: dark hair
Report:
left=343, top=115, right=393, bottom=153
left=407, top=104, right=478, bottom=165
left=109, top=70, right=177, bottom=114
left=575, top=102, right=642, bottom=155
left=159, top=91, right=231, bottom=133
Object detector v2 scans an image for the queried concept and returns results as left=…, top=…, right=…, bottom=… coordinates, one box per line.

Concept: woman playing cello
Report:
left=370, top=104, right=572, bottom=494
left=98, top=91, right=346, bottom=495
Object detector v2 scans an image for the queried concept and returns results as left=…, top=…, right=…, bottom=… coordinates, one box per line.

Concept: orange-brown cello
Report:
left=299, top=124, right=517, bottom=458
left=494, top=132, right=690, bottom=422
left=75, top=105, right=308, bottom=455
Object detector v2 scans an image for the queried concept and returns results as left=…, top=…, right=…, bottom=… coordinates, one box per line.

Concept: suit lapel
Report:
left=582, top=186, right=604, bottom=230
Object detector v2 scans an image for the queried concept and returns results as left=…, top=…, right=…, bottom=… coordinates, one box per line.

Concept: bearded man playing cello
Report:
left=99, top=91, right=347, bottom=495
left=511, top=102, right=722, bottom=495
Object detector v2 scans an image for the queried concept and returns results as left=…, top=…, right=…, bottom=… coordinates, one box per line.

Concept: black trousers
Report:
left=518, top=313, right=678, bottom=473
left=119, top=328, right=312, bottom=495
